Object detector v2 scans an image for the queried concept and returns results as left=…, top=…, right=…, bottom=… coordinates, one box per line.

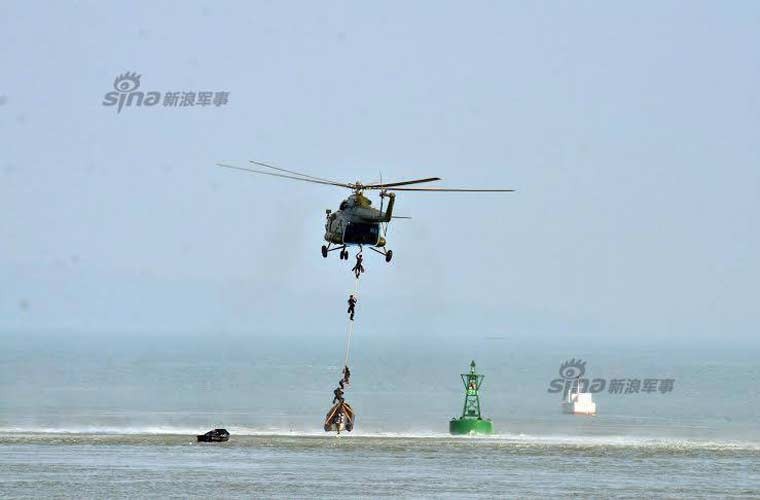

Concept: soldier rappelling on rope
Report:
left=352, top=253, right=365, bottom=278
left=347, top=294, right=357, bottom=321
left=333, top=386, right=344, bottom=404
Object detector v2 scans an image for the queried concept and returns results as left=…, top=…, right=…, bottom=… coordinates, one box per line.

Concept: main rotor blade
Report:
left=364, top=177, right=441, bottom=189
left=249, top=160, right=343, bottom=185
left=217, top=163, right=353, bottom=188
left=385, top=186, right=515, bottom=192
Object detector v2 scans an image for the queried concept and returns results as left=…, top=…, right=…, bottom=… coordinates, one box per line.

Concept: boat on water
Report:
left=196, top=428, right=230, bottom=442
left=324, top=401, right=355, bottom=434
left=562, top=378, right=597, bottom=416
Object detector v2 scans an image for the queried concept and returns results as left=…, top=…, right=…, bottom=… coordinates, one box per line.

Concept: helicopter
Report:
left=217, top=160, right=514, bottom=262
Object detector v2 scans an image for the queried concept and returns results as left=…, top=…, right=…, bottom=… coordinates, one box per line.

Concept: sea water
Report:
left=1, top=332, right=759, bottom=497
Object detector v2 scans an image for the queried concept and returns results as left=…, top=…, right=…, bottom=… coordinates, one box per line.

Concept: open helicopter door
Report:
left=342, top=222, right=381, bottom=246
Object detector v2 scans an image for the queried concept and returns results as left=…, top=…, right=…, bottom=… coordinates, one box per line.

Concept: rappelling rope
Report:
left=325, top=256, right=363, bottom=433
left=343, top=273, right=360, bottom=368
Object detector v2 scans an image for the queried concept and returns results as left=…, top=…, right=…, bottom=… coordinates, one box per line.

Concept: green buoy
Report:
left=449, top=360, right=494, bottom=435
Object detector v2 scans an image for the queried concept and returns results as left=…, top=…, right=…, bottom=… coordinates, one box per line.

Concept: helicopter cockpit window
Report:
left=339, top=201, right=348, bottom=210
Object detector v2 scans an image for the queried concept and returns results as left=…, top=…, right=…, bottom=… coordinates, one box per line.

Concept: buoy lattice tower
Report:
left=449, top=360, right=493, bottom=435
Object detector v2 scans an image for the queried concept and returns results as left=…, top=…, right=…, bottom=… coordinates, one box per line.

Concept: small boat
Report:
left=324, top=402, right=355, bottom=433
left=196, top=428, right=230, bottom=442
left=562, top=378, right=597, bottom=416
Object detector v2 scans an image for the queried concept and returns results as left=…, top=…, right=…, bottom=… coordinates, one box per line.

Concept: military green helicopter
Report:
left=217, top=160, right=514, bottom=262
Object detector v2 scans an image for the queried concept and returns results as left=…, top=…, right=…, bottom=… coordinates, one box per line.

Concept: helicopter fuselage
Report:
left=324, top=192, right=394, bottom=247
left=216, top=160, right=512, bottom=264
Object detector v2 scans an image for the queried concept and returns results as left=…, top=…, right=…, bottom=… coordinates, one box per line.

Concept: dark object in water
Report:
left=324, top=401, right=355, bottom=434
left=196, top=428, right=230, bottom=442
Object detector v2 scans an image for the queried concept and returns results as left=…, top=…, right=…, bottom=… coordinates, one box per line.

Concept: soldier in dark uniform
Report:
left=352, top=253, right=364, bottom=278
left=347, top=294, right=357, bottom=320
left=333, top=387, right=344, bottom=404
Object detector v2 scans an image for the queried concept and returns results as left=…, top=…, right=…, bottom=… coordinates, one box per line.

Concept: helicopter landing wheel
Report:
left=321, top=245, right=328, bottom=258
left=385, top=250, right=393, bottom=263
left=343, top=250, right=349, bottom=260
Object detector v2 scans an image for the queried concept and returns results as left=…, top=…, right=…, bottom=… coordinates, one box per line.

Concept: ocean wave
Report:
left=1, top=426, right=759, bottom=451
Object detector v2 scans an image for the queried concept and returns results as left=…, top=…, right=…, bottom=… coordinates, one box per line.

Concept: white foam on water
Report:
left=0, top=425, right=202, bottom=435
left=2, top=425, right=759, bottom=450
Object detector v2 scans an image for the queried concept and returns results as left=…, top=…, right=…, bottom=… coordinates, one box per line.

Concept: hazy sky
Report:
left=1, top=2, right=758, bottom=343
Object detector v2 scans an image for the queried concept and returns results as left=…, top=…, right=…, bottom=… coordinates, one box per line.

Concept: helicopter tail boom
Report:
left=380, top=192, right=395, bottom=222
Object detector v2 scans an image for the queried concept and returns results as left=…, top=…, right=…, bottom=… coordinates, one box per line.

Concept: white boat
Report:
left=562, top=378, right=597, bottom=415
